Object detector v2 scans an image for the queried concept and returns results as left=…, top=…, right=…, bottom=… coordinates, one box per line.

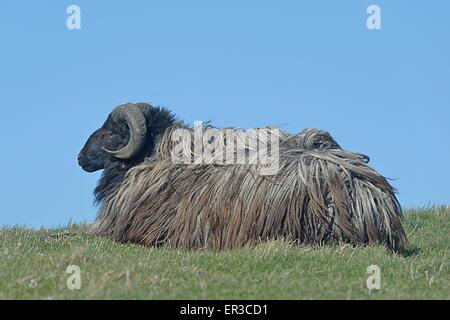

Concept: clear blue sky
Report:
left=1, top=1, right=449, bottom=227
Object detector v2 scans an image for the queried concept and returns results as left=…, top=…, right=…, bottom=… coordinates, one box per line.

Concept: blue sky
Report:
left=1, top=1, right=449, bottom=227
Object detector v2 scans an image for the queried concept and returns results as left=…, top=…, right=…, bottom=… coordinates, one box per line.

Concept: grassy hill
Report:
left=0, top=207, right=448, bottom=299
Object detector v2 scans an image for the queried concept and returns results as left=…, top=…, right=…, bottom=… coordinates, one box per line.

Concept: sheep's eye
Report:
left=100, top=130, right=114, bottom=139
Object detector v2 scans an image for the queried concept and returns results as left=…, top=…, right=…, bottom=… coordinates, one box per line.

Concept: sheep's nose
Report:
left=77, top=153, right=84, bottom=165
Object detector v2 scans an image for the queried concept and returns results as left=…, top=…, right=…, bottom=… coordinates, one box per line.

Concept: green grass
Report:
left=0, top=207, right=448, bottom=299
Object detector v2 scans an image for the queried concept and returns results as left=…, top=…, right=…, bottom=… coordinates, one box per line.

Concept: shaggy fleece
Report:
left=90, top=125, right=407, bottom=251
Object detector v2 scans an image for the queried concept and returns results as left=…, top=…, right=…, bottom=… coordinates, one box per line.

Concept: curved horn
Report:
left=103, top=103, right=147, bottom=159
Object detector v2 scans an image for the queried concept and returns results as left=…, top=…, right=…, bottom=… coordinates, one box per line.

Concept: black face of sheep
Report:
left=78, top=103, right=174, bottom=203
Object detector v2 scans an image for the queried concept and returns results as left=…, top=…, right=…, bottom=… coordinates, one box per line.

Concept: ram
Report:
left=78, top=103, right=407, bottom=251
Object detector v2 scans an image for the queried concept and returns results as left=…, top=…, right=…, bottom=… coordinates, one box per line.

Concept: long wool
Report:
left=90, top=125, right=407, bottom=251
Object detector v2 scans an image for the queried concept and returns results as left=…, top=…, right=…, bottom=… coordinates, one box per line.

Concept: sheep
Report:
left=78, top=102, right=407, bottom=251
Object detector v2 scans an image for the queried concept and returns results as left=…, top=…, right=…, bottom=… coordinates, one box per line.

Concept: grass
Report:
left=0, top=207, right=448, bottom=300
